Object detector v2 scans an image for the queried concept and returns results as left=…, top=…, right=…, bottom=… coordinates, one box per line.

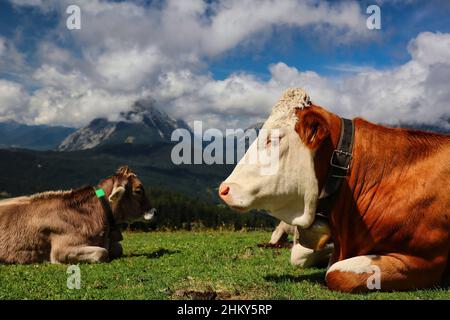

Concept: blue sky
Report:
left=0, top=0, right=450, bottom=129
left=209, top=0, right=450, bottom=79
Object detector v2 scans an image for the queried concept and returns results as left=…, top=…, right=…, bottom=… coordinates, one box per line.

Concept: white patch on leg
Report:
left=87, top=248, right=108, bottom=263
left=326, top=255, right=378, bottom=275
left=291, top=244, right=315, bottom=267
left=270, top=224, right=285, bottom=244
left=291, top=243, right=333, bottom=268
left=77, top=246, right=108, bottom=263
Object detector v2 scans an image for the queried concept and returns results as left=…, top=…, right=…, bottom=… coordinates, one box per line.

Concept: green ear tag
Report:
left=95, top=188, right=106, bottom=198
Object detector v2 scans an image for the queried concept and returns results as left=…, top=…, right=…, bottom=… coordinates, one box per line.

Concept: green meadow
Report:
left=1, top=231, right=449, bottom=300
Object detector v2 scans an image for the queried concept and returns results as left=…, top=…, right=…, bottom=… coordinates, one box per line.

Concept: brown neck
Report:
left=97, top=176, right=124, bottom=223
left=310, top=105, right=343, bottom=193
left=97, top=178, right=114, bottom=198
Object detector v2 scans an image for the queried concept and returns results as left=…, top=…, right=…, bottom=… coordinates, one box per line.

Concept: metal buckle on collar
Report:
left=330, top=149, right=352, bottom=177
left=315, top=212, right=329, bottom=220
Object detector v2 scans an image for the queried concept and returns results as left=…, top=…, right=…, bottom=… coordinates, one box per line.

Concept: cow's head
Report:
left=100, top=166, right=156, bottom=224
left=219, top=88, right=339, bottom=228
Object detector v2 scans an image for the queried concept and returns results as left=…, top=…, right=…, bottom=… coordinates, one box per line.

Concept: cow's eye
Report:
left=134, top=188, right=143, bottom=196
left=266, top=136, right=282, bottom=147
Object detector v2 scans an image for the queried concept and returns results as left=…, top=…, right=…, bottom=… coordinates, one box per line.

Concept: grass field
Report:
left=0, top=231, right=449, bottom=300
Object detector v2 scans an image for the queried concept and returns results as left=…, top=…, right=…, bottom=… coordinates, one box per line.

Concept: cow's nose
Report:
left=219, top=184, right=230, bottom=197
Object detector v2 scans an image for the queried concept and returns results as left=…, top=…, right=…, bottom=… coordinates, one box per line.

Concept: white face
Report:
left=219, top=101, right=319, bottom=228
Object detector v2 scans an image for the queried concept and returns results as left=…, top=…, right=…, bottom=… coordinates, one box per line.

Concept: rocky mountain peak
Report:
left=58, top=98, right=191, bottom=151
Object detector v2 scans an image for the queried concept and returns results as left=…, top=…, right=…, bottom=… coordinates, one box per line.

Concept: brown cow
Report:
left=220, top=88, right=450, bottom=292
left=0, top=166, right=155, bottom=264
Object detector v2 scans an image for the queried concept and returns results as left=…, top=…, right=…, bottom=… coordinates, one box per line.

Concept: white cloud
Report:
left=1, top=0, right=374, bottom=127
left=27, top=87, right=137, bottom=126
left=408, top=32, right=450, bottom=65
left=2, top=1, right=450, bottom=131
left=0, top=80, right=30, bottom=122
left=28, top=65, right=139, bottom=126
left=3, top=31, right=450, bottom=130
left=14, top=0, right=371, bottom=57
left=36, top=41, right=76, bottom=68
left=149, top=32, right=450, bottom=130
left=33, top=64, right=89, bottom=90
left=94, top=46, right=167, bottom=92
left=0, top=37, right=30, bottom=84
left=203, top=0, right=370, bottom=55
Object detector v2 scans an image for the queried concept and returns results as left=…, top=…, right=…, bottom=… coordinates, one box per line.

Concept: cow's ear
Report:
left=295, top=110, right=330, bottom=149
left=117, top=166, right=131, bottom=175
left=117, top=165, right=136, bottom=178
left=109, top=186, right=126, bottom=203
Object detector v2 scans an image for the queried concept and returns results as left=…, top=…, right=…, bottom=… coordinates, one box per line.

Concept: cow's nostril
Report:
left=219, top=184, right=230, bottom=196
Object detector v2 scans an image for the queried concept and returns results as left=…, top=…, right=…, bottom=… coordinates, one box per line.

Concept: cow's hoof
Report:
left=109, top=242, right=123, bottom=260
left=290, top=243, right=315, bottom=267
left=290, top=243, right=333, bottom=268
left=93, top=248, right=110, bottom=263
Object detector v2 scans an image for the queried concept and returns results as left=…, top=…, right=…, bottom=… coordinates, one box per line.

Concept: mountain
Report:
left=0, top=144, right=233, bottom=203
left=245, top=122, right=264, bottom=133
left=59, top=98, right=191, bottom=151
left=0, top=121, right=75, bottom=151
left=0, top=98, right=230, bottom=202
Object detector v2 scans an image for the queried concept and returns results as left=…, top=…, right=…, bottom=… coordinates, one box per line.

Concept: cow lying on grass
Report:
left=0, top=166, right=155, bottom=264
left=220, top=88, right=450, bottom=292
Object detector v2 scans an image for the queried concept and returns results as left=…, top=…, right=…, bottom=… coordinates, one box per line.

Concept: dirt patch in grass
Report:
left=172, top=289, right=234, bottom=300
left=171, top=278, right=251, bottom=300
left=172, top=288, right=254, bottom=300
left=257, top=242, right=293, bottom=249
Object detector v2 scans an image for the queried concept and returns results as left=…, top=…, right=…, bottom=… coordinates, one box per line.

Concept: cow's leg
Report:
left=325, top=254, right=446, bottom=292
left=269, top=222, right=289, bottom=244
left=291, top=243, right=333, bottom=268
left=109, top=242, right=123, bottom=260
left=51, top=245, right=109, bottom=264
left=108, top=229, right=124, bottom=260
left=109, top=229, right=123, bottom=242
left=290, top=225, right=333, bottom=268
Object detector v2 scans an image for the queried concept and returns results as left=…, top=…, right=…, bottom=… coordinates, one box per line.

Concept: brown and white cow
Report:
left=0, top=166, right=155, bottom=264
left=219, top=88, right=450, bottom=292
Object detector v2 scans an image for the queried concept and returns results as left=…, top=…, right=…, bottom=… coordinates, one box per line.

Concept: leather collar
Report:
left=318, top=118, right=354, bottom=215
left=94, top=188, right=118, bottom=234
